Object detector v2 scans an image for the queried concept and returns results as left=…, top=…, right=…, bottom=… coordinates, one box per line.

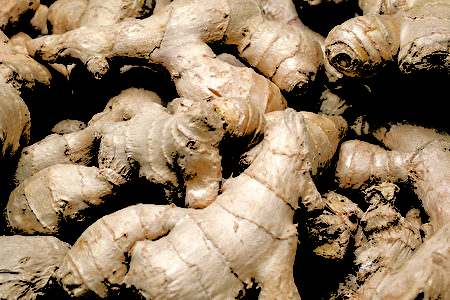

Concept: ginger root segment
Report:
left=335, top=135, right=450, bottom=299
left=0, top=31, right=51, bottom=90
left=0, top=0, right=40, bottom=32
left=308, top=191, right=363, bottom=260
left=14, top=88, right=162, bottom=184
left=334, top=183, right=424, bottom=299
left=0, top=74, right=30, bottom=160
left=325, top=0, right=450, bottom=77
left=11, top=92, right=265, bottom=238
left=97, top=97, right=265, bottom=208
left=55, top=108, right=347, bottom=299
left=48, top=0, right=155, bottom=34
left=27, top=0, right=324, bottom=108
left=0, top=235, right=70, bottom=300
left=7, top=164, right=116, bottom=236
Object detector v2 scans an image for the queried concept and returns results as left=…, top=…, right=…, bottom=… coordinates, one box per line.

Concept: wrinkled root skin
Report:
left=324, top=0, right=450, bottom=77
left=335, top=135, right=450, bottom=299
left=0, top=235, right=70, bottom=300
left=55, top=109, right=346, bottom=299
left=27, top=0, right=322, bottom=108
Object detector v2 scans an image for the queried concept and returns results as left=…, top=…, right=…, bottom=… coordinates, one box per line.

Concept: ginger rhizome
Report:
left=332, top=183, right=424, bottom=299
left=53, top=108, right=347, bottom=299
left=0, top=70, right=30, bottom=161
left=0, top=235, right=70, bottom=300
left=0, top=29, right=52, bottom=186
left=14, top=88, right=162, bottom=185
left=27, top=0, right=325, bottom=109
left=306, top=191, right=362, bottom=260
left=48, top=0, right=156, bottom=34
left=7, top=89, right=267, bottom=236
left=334, top=124, right=450, bottom=299
left=324, top=0, right=450, bottom=77
left=0, top=0, right=40, bottom=33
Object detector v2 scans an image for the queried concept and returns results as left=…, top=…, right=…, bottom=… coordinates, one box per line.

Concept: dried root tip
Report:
left=335, top=140, right=410, bottom=189
left=212, top=97, right=265, bottom=147
left=7, top=164, right=115, bottom=236
left=325, top=15, right=397, bottom=77
left=308, top=192, right=362, bottom=260
left=0, top=236, right=70, bottom=300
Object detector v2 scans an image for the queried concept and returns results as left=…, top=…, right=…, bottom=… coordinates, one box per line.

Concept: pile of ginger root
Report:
left=0, top=0, right=449, bottom=299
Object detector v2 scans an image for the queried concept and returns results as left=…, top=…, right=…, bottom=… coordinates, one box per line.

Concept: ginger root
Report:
left=7, top=91, right=267, bottom=236
left=54, top=108, right=346, bottom=298
left=333, top=183, right=424, bottom=299
left=0, top=0, right=40, bottom=33
left=48, top=0, right=155, bottom=33
left=325, top=0, right=450, bottom=76
left=334, top=124, right=450, bottom=299
left=27, top=0, right=325, bottom=108
left=0, top=235, right=70, bottom=300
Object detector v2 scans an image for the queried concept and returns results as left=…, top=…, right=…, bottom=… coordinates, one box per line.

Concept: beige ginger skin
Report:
left=48, top=0, right=156, bottom=33
left=325, top=0, right=450, bottom=77
left=0, top=0, right=40, bottom=32
left=0, top=30, right=52, bottom=162
left=334, top=124, right=450, bottom=299
left=332, top=183, right=424, bottom=299
left=54, top=108, right=347, bottom=299
left=0, top=235, right=70, bottom=300
left=7, top=90, right=267, bottom=236
left=14, top=88, right=163, bottom=185
left=27, top=0, right=325, bottom=110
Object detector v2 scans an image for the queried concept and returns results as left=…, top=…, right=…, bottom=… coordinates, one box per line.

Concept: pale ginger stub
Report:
left=55, top=109, right=347, bottom=299
left=27, top=0, right=326, bottom=109
left=0, top=235, right=70, bottom=300
left=325, top=0, right=450, bottom=76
